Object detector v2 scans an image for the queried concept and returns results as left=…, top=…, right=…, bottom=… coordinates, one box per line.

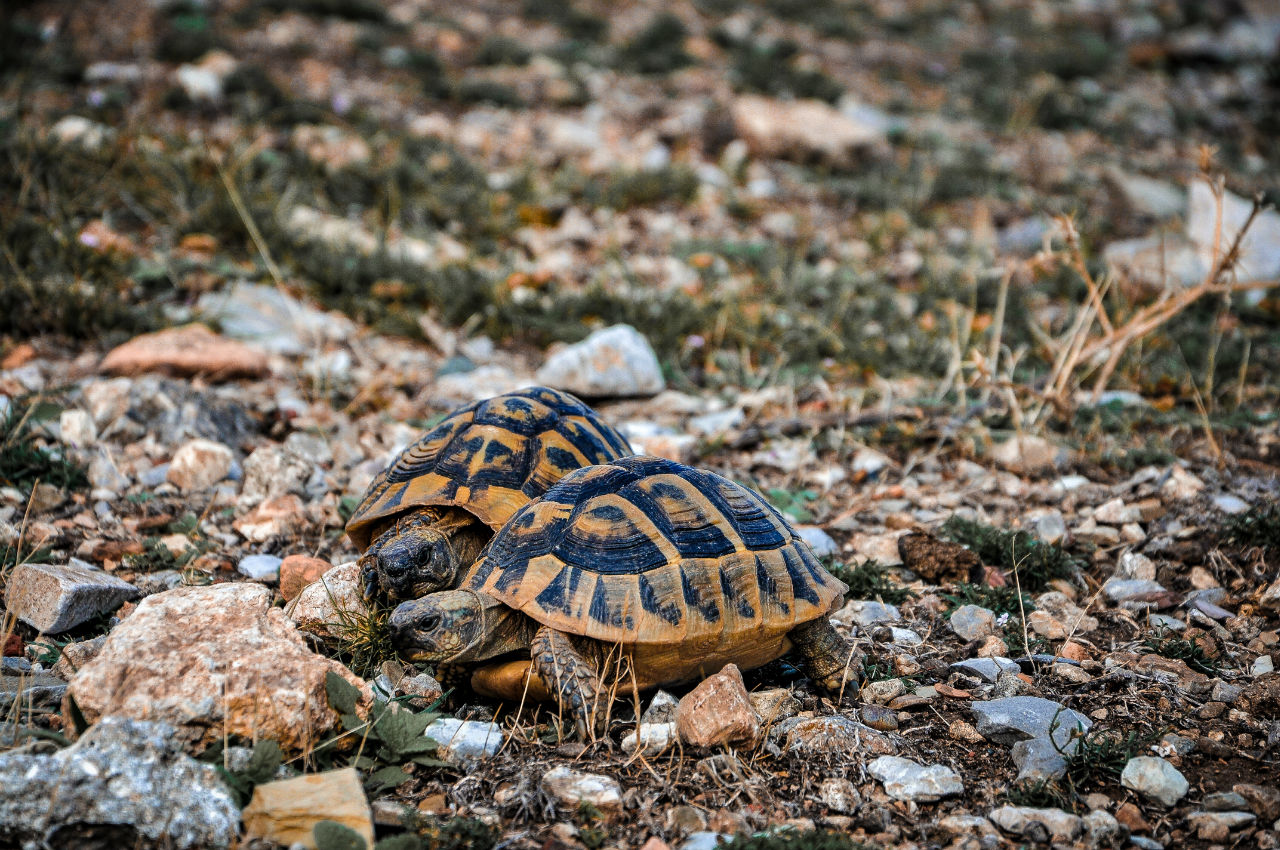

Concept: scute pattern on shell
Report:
left=346, top=387, right=634, bottom=549
left=464, top=456, right=847, bottom=646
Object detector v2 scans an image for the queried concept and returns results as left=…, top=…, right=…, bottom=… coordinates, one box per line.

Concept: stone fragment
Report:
left=1234, top=784, right=1280, bottom=821
left=867, top=756, right=963, bottom=801
left=1033, top=511, right=1067, bottom=545
left=1188, top=180, right=1280, bottom=282
left=51, top=635, right=108, bottom=679
left=1094, top=498, right=1141, bottom=524
left=1120, top=756, right=1188, bottom=807
left=970, top=697, right=1091, bottom=746
left=796, top=525, right=839, bottom=558
left=536, top=324, right=665, bottom=398
left=859, top=704, right=898, bottom=732
left=676, top=663, right=758, bottom=747
left=861, top=678, right=906, bottom=705
left=643, top=690, right=681, bottom=724
left=937, top=815, right=999, bottom=837
left=6, top=560, right=137, bottom=634
left=240, top=445, right=313, bottom=506
left=166, top=439, right=234, bottom=491
left=1034, top=591, right=1099, bottom=634
left=58, top=409, right=96, bottom=448
left=622, top=722, right=677, bottom=755
left=817, top=777, right=861, bottom=814
left=285, top=563, right=367, bottom=642
left=242, top=768, right=373, bottom=850
left=100, top=324, right=268, bottom=380
left=1011, top=736, right=1068, bottom=783
left=731, top=95, right=883, bottom=166
left=948, top=720, right=985, bottom=744
left=0, top=674, right=66, bottom=715
left=197, top=282, right=354, bottom=356
left=988, top=805, right=1083, bottom=842
left=237, top=554, right=283, bottom=582
left=950, top=604, right=997, bottom=641
left=832, top=599, right=900, bottom=629
left=1160, top=465, right=1204, bottom=500
left=950, top=657, right=1020, bottom=683
left=1080, top=810, right=1127, bottom=848
left=424, top=718, right=504, bottom=764
left=747, top=688, right=799, bottom=724
left=66, top=583, right=368, bottom=754
left=785, top=716, right=895, bottom=757
left=1186, top=810, right=1255, bottom=839
left=541, top=766, right=623, bottom=812
left=992, top=435, right=1061, bottom=473
left=280, top=555, right=334, bottom=601
left=1103, top=577, right=1166, bottom=602
left=0, top=716, right=238, bottom=849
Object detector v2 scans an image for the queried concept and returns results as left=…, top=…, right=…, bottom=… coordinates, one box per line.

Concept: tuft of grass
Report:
left=1221, top=503, right=1280, bottom=555
left=1141, top=626, right=1220, bottom=675
left=0, top=399, right=88, bottom=494
left=615, top=14, right=693, bottom=75
left=940, top=516, right=1081, bottom=592
left=1006, top=777, right=1074, bottom=810
left=331, top=600, right=398, bottom=680
left=721, top=830, right=872, bottom=850
left=827, top=559, right=911, bottom=605
left=473, top=36, right=532, bottom=67
left=125, top=537, right=209, bottom=573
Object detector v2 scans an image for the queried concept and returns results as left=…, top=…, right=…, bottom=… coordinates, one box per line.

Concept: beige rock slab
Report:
left=242, top=767, right=373, bottom=850
left=99, top=323, right=268, bottom=380
left=731, top=95, right=883, bottom=166
left=66, top=582, right=367, bottom=754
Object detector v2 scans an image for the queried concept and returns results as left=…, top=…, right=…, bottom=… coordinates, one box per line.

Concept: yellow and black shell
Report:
left=462, top=455, right=848, bottom=687
left=346, top=387, right=634, bottom=550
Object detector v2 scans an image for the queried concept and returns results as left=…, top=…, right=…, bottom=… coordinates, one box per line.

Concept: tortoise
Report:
left=346, top=386, right=633, bottom=602
left=389, top=455, right=862, bottom=735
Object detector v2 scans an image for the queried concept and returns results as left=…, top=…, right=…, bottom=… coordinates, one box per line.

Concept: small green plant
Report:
left=826, top=559, right=911, bottom=605
left=206, top=738, right=283, bottom=807
left=317, top=672, right=448, bottom=793
left=330, top=599, right=398, bottom=680
left=125, top=537, right=209, bottom=573
left=766, top=487, right=818, bottom=523
left=1044, top=710, right=1165, bottom=800
left=616, top=13, right=694, bottom=75
left=941, top=516, right=1081, bottom=592
left=1006, top=777, right=1074, bottom=810
left=1, top=399, right=89, bottom=494
left=575, top=801, right=608, bottom=850
left=1221, top=503, right=1280, bottom=555
left=1141, top=626, right=1220, bottom=675
left=720, top=829, right=870, bottom=850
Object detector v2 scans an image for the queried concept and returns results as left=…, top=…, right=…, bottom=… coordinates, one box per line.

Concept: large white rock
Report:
left=66, top=583, right=368, bottom=754
left=731, top=95, right=884, bottom=166
left=867, top=756, right=964, bottom=801
left=541, top=766, right=623, bottom=812
left=536, top=325, right=665, bottom=398
left=1121, top=756, right=1188, bottom=807
left=424, top=718, right=505, bottom=764
left=166, top=438, right=234, bottom=492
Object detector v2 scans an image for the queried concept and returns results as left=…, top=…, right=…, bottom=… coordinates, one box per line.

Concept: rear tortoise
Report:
left=389, top=455, right=862, bottom=735
left=347, top=386, right=633, bottom=602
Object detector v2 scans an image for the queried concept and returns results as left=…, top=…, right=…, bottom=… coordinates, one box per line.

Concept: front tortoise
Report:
left=389, top=455, right=862, bottom=735
left=347, top=386, right=633, bottom=602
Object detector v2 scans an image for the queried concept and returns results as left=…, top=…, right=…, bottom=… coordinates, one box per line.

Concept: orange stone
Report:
left=279, top=555, right=335, bottom=602
left=100, top=324, right=268, bottom=381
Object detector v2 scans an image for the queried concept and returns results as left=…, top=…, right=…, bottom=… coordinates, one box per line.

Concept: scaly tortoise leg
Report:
left=530, top=626, right=607, bottom=739
left=788, top=618, right=864, bottom=697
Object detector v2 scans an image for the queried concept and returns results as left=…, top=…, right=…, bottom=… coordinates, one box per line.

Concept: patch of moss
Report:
left=453, top=78, right=524, bottom=108
left=473, top=36, right=532, bottom=67
left=727, top=40, right=843, bottom=104
left=0, top=399, right=89, bottom=494
left=941, top=516, right=1081, bottom=592
left=1222, top=503, right=1280, bottom=554
left=616, top=14, right=694, bottom=75
left=827, top=559, right=912, bottom=605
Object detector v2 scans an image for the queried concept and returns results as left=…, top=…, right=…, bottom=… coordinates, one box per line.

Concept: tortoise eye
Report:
left=419, top=614, right=442, bottom=632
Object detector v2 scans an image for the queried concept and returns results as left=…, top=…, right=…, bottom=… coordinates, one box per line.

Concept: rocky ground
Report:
left=3, top=0, right=1280, bottom=849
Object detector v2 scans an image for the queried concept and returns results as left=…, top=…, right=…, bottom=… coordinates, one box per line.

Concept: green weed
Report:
left=942, top=582, right=1034, bottom=619
left=1141, top=626, right=1220, bottom=675
left=0, top=398, right=88, bottom=494
left=827, top=559, right=911, bottom=605
left=941, top=516, right=1081, bottom=592
left=766, top=487, right=818, bottom=523
left=317, top=672, right=448, bottom=793
left=1221, top=503, right=1280, bottom=555
left=616, top=14, right=693, bottom=75
left=330, top=601, right=398, bottom=681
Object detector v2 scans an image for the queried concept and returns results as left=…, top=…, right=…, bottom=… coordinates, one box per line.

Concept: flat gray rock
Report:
left=0, top=674, right=67, bottom=715
left=535, top=324, right=665, bottom=398
left=867, top=756, right=963, bottom=801
left=1121, top=756, right=1188, bottom=807
left=950, top=657, right=1020, bottom=684
left=0, top=716, right=238, bottom=849
left=971, top=697, right=1092, bottom=746
left=6, top=560, right=137, bottom=634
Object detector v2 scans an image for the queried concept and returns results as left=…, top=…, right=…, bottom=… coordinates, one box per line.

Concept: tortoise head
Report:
left=359, top=515, right=460, bottom=602
left=390, top=590, right=488, bottom=663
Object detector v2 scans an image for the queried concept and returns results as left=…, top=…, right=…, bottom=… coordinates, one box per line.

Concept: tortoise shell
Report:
left=462, top=455, right=847, bottom=686
left=346, top=387, right=634, bottom=550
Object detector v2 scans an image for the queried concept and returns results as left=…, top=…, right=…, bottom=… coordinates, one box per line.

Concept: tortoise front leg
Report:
left=788, top=618, right=864, bottom=696
left=530, top=626, right=607, bottom=739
